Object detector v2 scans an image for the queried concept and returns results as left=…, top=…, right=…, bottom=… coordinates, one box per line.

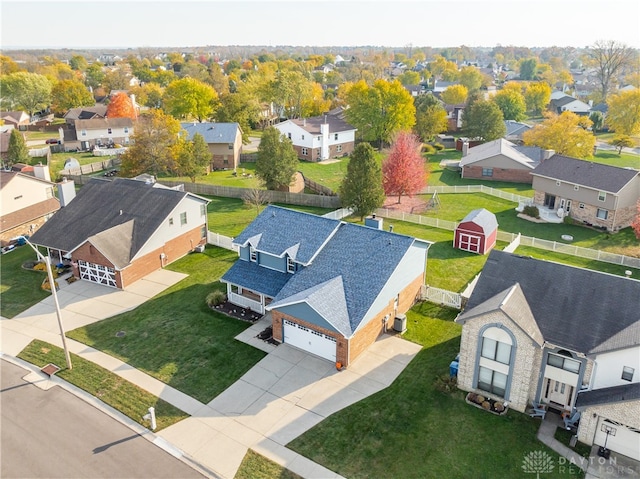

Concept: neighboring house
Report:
left=456, top=250, right=640, bottom=461
left=454, top=208, right=497, bottom=255
left=0, top=124, right=15, bottom=160
left=274, top=110, right=356, bottom=162
left=221, top=206, right=430, bottom=366
left=549, top=95, right=591, bottom=115
left=29, top=178, right=209, bottom=289
left=0, top=111, right=30, bottom=130
left=460, top=138, right=554, bottom=183
left=503, top=120, right=532, bottom=143
left=63, top=117, right=134, bottom=151
left=180, top=122, right=243, bottom=171
left=530, top=155, right=640, bottom=232
left=433, top=80, right=458, bottom=93
left=0, top=171, right=60, bottom=245
left=63, top=105, right=108, bottom=128
left=445, top=104, right=465, bottom=132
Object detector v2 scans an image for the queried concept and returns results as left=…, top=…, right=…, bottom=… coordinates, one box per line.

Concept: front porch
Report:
left=226, top=284, right=273, bottom=315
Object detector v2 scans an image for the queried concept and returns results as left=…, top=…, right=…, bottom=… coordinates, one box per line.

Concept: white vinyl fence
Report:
left=420, top=285, right=462, bottom=309
left=207, top=231, right=237, bottom=251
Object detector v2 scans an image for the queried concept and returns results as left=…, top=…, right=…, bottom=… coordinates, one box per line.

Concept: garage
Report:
left=594, top=418, right=640, bottom=461
left=78, top=260, right=117, bottom=287
left=283, top=319, right=336, bottom=362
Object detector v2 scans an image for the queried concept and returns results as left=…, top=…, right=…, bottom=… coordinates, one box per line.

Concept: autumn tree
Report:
left=343, top=79, right=416, bottom=148
left=462, top=100, right=506, bottom=141
left=398, top=71, right=421, bottom=86
left=69, top=55, right=88, bottom=72
left=106, top=92, right=137, bottom=119
left=120, top=109, right=181, bottom=177
left=163, top=77, right=219, bottom=122
left=458, top=66, right=484, bottom=92
left=102, top=68, right=130, bottom=92
left=175, top=133, right=212, bottom=182
left=609, top=135, right=635, bottom=155
left=339, top=142, right=385, bottom=219
left=523, top=111, right=596, bottom=158
left=0, top=72, right=51, bottom=116
left=524, top=82, right=551, bottom=115
left=0, top=55, right=21, bottom=75
left=6, top=129, right=29, bottom=168
left=414, top=94, right=448, bottom=141
left=84, top=63, right=105, bottom=89
left=588, top=40, right=636, bottom=100
left=382, top=131, right=427, bottom=204
left=606, top=89, right=640, bottom=136
left=255, top=127, right=298, bottom=190
left=441, top=84, right=468, bottom=105
left=51, top=79, right=94, bottom=116
left=493, top=88, right=527, bottom=121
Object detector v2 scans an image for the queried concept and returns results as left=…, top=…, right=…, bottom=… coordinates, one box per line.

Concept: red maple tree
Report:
left=106, top=92, right=137, bottom=119
left=632, top=199, right=640, bottom=239
left=382, top=131, right=427, bottom=203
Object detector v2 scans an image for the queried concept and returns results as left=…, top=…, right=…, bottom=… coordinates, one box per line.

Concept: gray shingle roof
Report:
left=462, top=250, right=640, bottom=355
left=180, top=122, right=240, bottom=144
left=75, top=117, right=133, bottom=130
left=288, top=112, right=356, bottom=135
left=459, top=208, right=498, bottom=234
left=232, top=205, right=340, bottom=265
left=575, top=383, right=640, bottom=409
left=29, top=178, right=205, bottom=269
left=531, top=155, right=639, bottom=193
left=221, top=259, right=290, bottom=298
left=64, top=105, right=107, bottom=121
left=460, top=138, right=540, bottom=169
left=268, top=222, right=416, bottom=337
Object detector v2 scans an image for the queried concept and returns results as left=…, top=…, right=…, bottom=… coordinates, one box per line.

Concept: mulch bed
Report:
left=211, top=301, right=263, bottom=322
left=382, top=195, right=429, bottom=214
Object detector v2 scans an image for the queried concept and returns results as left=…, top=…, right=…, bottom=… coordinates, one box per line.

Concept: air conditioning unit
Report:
left=393, top=314, right=407, bottom=334
left=195, top=244, right=205, bottom=253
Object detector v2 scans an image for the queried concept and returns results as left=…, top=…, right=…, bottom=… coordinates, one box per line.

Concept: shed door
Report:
left=594, top=418, right=640, bottom=461
left=459, top=233, right=481, bottom=253
left=283, top=319, right=336, bottom=362
left=78, top=260, right=117, bottom=287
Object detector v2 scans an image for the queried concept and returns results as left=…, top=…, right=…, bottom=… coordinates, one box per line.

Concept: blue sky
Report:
left=2, top=0, right=639, bottom=49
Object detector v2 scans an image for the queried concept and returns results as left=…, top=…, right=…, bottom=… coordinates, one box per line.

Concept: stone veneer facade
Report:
left=577, top=401, right=640, bottom=446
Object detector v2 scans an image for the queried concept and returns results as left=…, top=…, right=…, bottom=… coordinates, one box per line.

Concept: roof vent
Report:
left=119, top=209, right=123, bottom=215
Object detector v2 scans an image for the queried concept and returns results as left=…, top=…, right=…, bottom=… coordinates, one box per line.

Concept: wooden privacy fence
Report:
left=303, top=176, right=337, bottom=196
left=60, top=158, right=121, bottom=177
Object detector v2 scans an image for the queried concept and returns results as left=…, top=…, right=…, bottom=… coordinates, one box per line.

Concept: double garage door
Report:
left=283, top=319, right=336, bottom=362
left=594, top=417, right=640, bottom=461
left=78, top=260, right=117, bottom=288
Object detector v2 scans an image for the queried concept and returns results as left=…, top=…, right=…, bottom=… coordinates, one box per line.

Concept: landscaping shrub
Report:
left=206, top=290, right=227, bottom=307
left=522, top=205, right=540, bottom=219
left=563, top=216, right=575, bottom=225
left=433, top=142, right=445, bottom=151
left=434, top=373, right=458, bottom=395
left=423, top=144, right=436, bottom=155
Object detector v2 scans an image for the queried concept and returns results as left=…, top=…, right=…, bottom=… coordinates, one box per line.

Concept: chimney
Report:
left=57, top=178, right=76, bottom=207
left=303, top=118, right=306, bottom=126
left=541, top=149, right=555, bottom=161
left=462, top=141, right=469, bottom=157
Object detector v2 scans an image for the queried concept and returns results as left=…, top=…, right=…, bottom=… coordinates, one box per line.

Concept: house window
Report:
left=169, top=217, right=174, bottom=226
left=596, top=208, right=608, bottom=220
left=574, top=185, right=579, bottom=191
left=302, top=147, right=308, bottom=156
left=107, top=128, right=112, bottom=134
left=622, top=366, right=634, bottom=381
left=228, top=143, right=233, bottom=149
left=547, top=352, right=580, bottom=373
left=482, top=168, right=493, bottom=177
left=476, top=327, right=514, bottom=398
left=337, top=144, right=342, bottom=153
left=81, top=129, right=87, bottom=136
left=481, top=337, right=511, bottom=365
left=124, top=127, right=129, bottom=134
left=478, top=367, right=508, bottom=397
left=598, top=191, right=606, bottom=201
left=287, top=133, right=291, bottom=139
left=250, top=246, right=257, bottom=262
left=579, top=203, right=585, bottom=209
left=200, top=204, right=206, bottom=216
left=317, top=136, right=321, bottom=141
left=223, top=159, right=229, bottom=165
left=301, top=134, right=305, bottom=140
left=180, top=212, right=187, bottom=225
left=287, top=256, right=295, bottom=273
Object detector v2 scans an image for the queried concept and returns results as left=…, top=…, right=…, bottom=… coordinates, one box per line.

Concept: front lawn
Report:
left=17, top=339, right=188, bottom=431
left=0, top=245, right=50, bottom=318
left=288, top=303, right=583, bottom=479
left=234, top=450, right=302, bottom=479
left=66, top=246, right=266, bottom=403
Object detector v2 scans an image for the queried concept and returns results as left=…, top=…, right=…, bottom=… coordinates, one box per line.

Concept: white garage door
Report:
left=283, top=319, right=336, bottom=362
left=78, top=260, right=117, bottom=288
left=594, top=418, right=640, bottom=461
left=459, top=233, right=481, bottom=253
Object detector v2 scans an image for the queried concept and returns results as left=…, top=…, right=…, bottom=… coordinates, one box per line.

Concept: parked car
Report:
left=45, top=138, right=60, bottom=145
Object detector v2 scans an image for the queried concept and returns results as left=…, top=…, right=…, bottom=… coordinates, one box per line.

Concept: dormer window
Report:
left=250, top=246, right=257, bottom=262
left=287, top=256, right=295, bottom=273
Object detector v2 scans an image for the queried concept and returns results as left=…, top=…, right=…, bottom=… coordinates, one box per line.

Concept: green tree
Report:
left=458, top=66, right=484, bottom=92
left=6, top=129, right=29, bottom=167
left=85, top=63, right=105, bottom=89
left=51, top=79, right=94, bottom=116
left=440, top=84, right=468, bottom=105
left=69, top=55, right=88, bottom=71
left=462, top=100, right=506, bottom=141
left=175, top=133, right=212, bottom=182
left=609, top=135, right=635, bottom=155
left=589, top=40, right=636, bottom=100
left=0, top=72, right=52, bottom=116
left=163, top=77, right=219, bottom=122
left=120, top=109, right=181, bottom=177
left=339, top=142, right=385, bottom=220
left=414, top=94, right=449, bottom=141
left=216, top=90, right=260, bottom=143
left=523, top=111, right=596, bottom=158
left=589, top=111, right=605, bottom=132
left=102, top=68, right=130, bottom=92
left=519, top=58, right=538, bottom=80
left=397, top=71, right=421, bottom=86
left=255, top=127, right=298, bottom=190
left=606, top=89, right=640, bottom=136
left=493, top=88, right=527, bottom=121
left=524, top=82, right=551, bottom=115
left=343, top=79, right=416, bottom=148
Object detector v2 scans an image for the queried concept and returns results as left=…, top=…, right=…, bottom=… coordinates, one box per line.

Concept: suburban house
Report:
left=503, top=120, right=532, bottom=143
left=0, top=124, right=15, bottom=160
left=274, top=110, right=356, bottom=162
left=0, top=171, right=60, bottom=245
left=456, top=250, right=640, bottom=461
left=62, top=117, right=134, bottom=151
left=63, top=105, right=108, bottom=128
left=459, top=138, right=554, bottom=183
left=549, top=94, right=591, bottom=115
left=221, top=206, right=430, bottom=366
left=180, top=122, right=243, bottom=171
left=454, top=208, right=498, bottom=255
left=0, top=111, right=31, bottom=130
left=530, top=155, right=640, bottom=231
left=29, top=177, right=209, bottom=289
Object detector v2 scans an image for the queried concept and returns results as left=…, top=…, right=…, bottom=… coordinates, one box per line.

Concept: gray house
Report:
left=530, top=155, right=640, bottom=232
left=180, top=122, right=243, bottom=171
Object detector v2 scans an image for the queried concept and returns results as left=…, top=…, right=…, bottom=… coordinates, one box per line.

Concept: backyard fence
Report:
left=322, top=207, right=353, bottom=220
left=239, top=153, right=258, bottom=163
left=60, top=158, right=121, bottom=177
left=419, top=185, right=532, bottom=204
left=207, top=231, right=236, bottom=251
left=420, top=285, right=462, bottom=310
left=374, top=208, right=458, bottom=231
left=93, top=147, right=127, bottom=157
left=303, top=176, right=337, bottom=196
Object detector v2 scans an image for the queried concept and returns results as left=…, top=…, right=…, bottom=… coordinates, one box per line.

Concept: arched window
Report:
left=477, top=327, right=514, bottom=398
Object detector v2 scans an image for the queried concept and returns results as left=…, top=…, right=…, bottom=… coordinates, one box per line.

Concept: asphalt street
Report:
left=0, top=360, right=205, bottom=479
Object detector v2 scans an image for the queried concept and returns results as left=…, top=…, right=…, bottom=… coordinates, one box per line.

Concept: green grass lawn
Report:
left=17, top=339, right=189, bottom=431
left=0, top=245, right=50, bottom=318
left=168, top=163, right=262, bottom=189
left=66, top=246, right=266, bottom=403
left=48, top=150, right=118, bottom=181
left=288, top=302, right=583, bottom=479
left=234, top=450, right=302, bottom=479
left=591, top=150, right=640, bottom=169
left=296, top=158, right=350, bottom=192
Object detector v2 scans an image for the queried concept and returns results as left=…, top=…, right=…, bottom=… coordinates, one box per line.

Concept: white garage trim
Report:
left=283, top=319, right=336, bottom=362
left=594, top=417, right=640, bottom=461
left=78, top=260, right=117, bottom=288
left=458, top=233, right=481, bottom=253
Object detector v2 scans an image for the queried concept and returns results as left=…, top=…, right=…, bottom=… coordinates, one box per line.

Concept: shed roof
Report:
left=458, top=208, right=498, bottom=234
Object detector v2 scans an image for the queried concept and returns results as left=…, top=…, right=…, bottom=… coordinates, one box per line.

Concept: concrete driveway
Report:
left=158, top=327, right=422, bottom=479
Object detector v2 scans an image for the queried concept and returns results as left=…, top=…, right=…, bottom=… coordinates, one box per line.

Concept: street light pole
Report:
left=20, top=237, right=72, bottom=370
